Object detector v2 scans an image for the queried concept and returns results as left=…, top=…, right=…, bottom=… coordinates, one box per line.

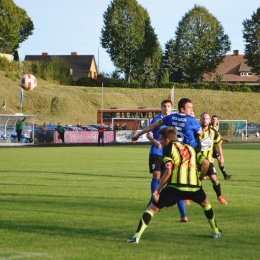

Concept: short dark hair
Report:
left=161, top=99, right=172, bottom=107
left=178, top=98, right=192, bottom=112
left=211, top=115, right=218, bottom=119
left=200, top=112, right=210, bottom=119
left=158, top=126, right=176, bottom=140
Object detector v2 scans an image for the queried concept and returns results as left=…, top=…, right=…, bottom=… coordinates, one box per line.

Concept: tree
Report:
left=159, top=39, right=185, bottom=83
left=174, top=5, right=231, bottom=82
left=132, top=17, right=162, bottom=82
left=159, top=68, right=169, bottom=84
left=140, top=57, right=156, bottom=87
left=13, top=50, right=19, bottom=61
left=100, top=0, right=160, bottom=83
left=0, top=0, right=34, bottom=54
left=243, top=8, right=260, bottom=76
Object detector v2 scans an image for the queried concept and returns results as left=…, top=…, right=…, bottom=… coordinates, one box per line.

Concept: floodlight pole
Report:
left=98, top=45, right=101, bottom=74
left=20, top=88, right=24, bottom=113
left=101, top=82, right=104, bottom=124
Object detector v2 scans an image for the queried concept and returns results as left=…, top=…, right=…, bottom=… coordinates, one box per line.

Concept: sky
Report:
left=13, top=0, right=260, bottom=74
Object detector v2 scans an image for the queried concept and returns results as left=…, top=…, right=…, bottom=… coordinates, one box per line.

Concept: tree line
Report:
left=100, top=0, right=260, bottom=84
left=0, top=0, right=259, bottom=86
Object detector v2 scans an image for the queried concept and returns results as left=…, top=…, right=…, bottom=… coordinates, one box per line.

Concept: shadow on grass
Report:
left=0, top=220, right=211, bottom=243
left=0, top=170, right=148, bottom=179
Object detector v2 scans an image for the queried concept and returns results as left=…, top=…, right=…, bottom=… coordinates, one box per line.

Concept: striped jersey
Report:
left=163, top=140, right=201, bottom=192
left=199, top=127, right=222, bottom=162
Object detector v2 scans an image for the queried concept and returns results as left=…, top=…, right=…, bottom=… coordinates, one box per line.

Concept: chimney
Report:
left=42, top=52, right=48, bottom=56
left=71, top=52, right=77, bottom=56
left=233, top=50, right=239, bottom=56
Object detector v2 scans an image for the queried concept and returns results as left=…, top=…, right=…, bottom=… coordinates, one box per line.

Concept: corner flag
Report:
left=167, top=86, right=174, bottom=106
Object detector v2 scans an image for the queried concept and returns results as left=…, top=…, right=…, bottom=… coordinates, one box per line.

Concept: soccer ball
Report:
left=19, top=74, right=37, bottom=90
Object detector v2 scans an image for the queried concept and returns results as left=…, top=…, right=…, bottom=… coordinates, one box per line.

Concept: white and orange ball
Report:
left=19, top=74, right=37, bottom=90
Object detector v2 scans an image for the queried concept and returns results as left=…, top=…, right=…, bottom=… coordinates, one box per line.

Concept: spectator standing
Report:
left=40, top=122, right=48, bottom=143
left=16, top=117, right=26, bottom=142
left=57, top=122, right=65, bottom=143
left=98, top=123, right=105, bottom=146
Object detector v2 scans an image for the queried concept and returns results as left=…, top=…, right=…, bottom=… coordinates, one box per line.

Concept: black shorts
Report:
left=153, top=186, right=206, bottom=209
left=206, top=163, right=217, bottom=176
left=149, top=154, right=164, bottom=174
left=212, top=147, right=219, bottom=159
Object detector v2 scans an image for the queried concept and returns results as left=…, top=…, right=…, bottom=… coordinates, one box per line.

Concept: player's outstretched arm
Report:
left=131, top=121, right=160, bottom=143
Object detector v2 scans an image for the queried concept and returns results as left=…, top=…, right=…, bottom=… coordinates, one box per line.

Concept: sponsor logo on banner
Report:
left=54, top=131, right=114, bottom=143
left=115, top=130, right=134, bottom=143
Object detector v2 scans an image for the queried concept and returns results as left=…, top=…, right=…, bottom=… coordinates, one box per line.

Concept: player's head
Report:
left=161, top=100, right=172, bottom=116
left=158, top=126, right=177, bottom=147
left=200, top=112, right=211, bottom=127
left=211, top=115, right=218, bottom=126
left=178, top=98, right=193, bottom=116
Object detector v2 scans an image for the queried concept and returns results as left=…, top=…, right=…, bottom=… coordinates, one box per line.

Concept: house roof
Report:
left=204, top=52, right=259, bottom=83
left=24, top=54, right=97, bottom=81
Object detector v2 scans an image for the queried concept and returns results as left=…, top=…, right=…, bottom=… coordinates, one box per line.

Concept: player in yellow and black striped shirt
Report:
left=197, top=113, right=228, bottom=205
left=127, top=126, right=221, bottom=244
left=211, top=115, right=233, bottom=180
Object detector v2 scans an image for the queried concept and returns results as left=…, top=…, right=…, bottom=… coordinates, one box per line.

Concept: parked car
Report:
left=63, top=126, right=84, bottom=131
left=88, top=124, right=112, bottom=131
left=80, top=125, right=98, bottom=131
left=241, top=122, right=260, bottom=137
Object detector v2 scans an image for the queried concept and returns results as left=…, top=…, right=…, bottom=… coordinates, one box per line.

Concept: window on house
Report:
left=247, top=72, right=252, bottom=76
left=240, top=72, right=246, bottom=76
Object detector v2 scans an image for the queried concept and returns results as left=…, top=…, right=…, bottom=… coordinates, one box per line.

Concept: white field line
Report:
left=0, top=251, right=51, bottom=260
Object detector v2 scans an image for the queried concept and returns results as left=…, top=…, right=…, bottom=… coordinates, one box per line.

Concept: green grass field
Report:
left=1, top=143, right=260, bottom=260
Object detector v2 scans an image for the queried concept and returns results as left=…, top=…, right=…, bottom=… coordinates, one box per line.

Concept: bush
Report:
left=22, top=57, right=72, bottom=85
left=0, top=56, right=11, bottom=71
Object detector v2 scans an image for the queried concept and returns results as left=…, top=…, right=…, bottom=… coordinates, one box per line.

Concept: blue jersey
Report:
left=149, top=114, right=166, bottom=156
left=159, top=113, right=201, bottom=148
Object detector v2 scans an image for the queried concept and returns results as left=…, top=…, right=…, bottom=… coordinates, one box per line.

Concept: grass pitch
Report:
left=0, top=143, right=260, bottom=260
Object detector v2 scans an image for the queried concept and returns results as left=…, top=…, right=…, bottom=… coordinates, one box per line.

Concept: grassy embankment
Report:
left=1, top=70, right=260, bottom=125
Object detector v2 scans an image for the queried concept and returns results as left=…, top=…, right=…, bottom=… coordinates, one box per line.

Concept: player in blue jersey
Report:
left=132, top=98, right=203, bottom=149
left=146, top=99, right=188, bottom=222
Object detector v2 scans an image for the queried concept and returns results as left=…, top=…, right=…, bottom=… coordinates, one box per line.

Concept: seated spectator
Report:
left=114, top=123, right=122, bottom=130
left=122, top=123, right=127, bottom=130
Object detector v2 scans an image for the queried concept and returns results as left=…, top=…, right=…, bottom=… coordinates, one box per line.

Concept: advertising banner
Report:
left=54, top=131, right=114, bottom=144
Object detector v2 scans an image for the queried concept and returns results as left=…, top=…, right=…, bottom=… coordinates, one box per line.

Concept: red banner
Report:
left=54, top=131, right=114, bottom=144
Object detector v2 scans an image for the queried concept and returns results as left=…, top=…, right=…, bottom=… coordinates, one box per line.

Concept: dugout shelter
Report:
left=0, top=114, right=37, bottom=146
